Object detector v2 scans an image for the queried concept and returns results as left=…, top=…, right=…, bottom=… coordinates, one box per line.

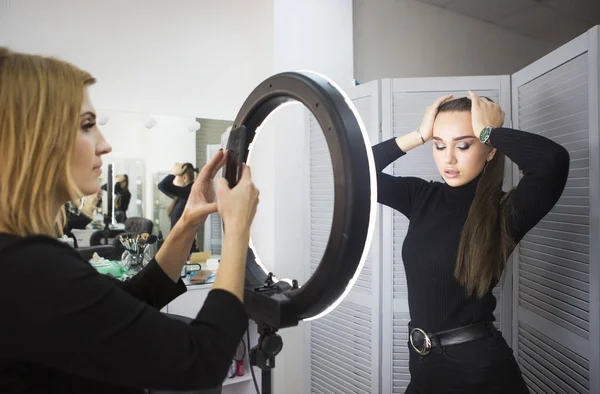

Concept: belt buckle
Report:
left=409, top=327, right=432, bottom=356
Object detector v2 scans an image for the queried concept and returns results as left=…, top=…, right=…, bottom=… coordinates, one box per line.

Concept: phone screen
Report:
left=224, top=126, right=247, bottom=188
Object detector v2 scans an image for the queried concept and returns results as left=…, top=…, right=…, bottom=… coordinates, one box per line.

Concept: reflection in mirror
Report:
left=94, top=110, right=197, bottom=236
left=246, top=100, right=333, bottom=286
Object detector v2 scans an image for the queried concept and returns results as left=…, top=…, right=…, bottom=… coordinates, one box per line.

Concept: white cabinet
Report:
left=164, top=284, right=211, bottom=317
left=164, top=285, right=261, bottom=394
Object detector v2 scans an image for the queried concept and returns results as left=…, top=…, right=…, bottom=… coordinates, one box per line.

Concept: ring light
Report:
left=225, top=71, right=377, bottom=330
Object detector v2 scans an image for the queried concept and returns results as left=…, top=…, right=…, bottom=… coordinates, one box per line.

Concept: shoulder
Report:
left=0, top=234, right=88, bottom=274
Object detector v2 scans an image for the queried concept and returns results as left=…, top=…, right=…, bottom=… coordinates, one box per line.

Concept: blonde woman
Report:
left=0, top=47, right=259, bottom=393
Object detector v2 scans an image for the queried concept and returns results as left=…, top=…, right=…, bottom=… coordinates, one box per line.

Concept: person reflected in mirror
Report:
left=102, top=174, right=131, bottom=223
left=373, top=92, right=569, bottom=393
left=0, top=47, right=260, bottom=393
left=114, top=174, right=131, bottom=222
left=158, top=162, right=199, bottom=252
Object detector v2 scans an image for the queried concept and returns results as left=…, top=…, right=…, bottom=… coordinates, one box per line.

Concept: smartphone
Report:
left=224, top=125, right=247, bottom=188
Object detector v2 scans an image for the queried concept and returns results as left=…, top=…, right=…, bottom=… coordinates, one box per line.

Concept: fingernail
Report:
left=219, top=148, right=223, bottom=152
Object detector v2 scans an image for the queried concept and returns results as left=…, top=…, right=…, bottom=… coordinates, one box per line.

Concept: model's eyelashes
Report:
left=434, top=143, right=471, bottom=151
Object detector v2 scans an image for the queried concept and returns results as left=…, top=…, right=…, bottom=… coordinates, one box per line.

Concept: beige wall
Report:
left=353, top=0, right=558, bottom=82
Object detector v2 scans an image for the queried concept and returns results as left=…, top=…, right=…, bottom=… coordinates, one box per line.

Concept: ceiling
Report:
left=413, top=0, right=600, bottom=45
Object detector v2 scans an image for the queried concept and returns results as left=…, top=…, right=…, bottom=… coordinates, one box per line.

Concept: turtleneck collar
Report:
left=443, top=171, right=483, bottom=199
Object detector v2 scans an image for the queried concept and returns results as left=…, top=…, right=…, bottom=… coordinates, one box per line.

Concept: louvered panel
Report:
left=518, top=54, right=588, bottom=106
left=513, top=45, right=595, bottom=394
left=310, top=300, right=372, bottom=394
left=518, top=322, right=590, bottom=394
left=309, top=81, right=381, bottom=394
left=392, top=312, right=411, bottom=393
left=309, top=114, right=334, bottom=278
left=308, top=113, right=372, bottom=295
left=517, top=54, right=590, bottom=342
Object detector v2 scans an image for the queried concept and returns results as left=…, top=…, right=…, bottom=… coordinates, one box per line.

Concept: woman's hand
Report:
left=181, top=151, right=227, bottom=228
left=468, top=91, right=505, bottom=138
left=215, top=164, right=259, bottom=235
left=417, top=94, right=454, bottom=142
left=171, top=163, right=183, bottom=176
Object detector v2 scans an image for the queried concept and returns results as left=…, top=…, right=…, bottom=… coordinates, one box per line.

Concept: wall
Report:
left=0, top=0, right=273, bottom=120
left=353, top=0, right=558, bottom=81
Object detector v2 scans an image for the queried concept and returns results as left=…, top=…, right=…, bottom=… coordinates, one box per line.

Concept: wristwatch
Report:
left=479, top=126, right=494, bottom=144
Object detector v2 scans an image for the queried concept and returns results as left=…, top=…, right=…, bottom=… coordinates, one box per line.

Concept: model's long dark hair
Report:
left=438, top=97, right=515, bottom=298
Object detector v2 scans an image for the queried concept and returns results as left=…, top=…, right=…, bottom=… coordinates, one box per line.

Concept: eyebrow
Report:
left=80, top=111, right=96, bottom=120
left=432, top=136, right=477, bottom=142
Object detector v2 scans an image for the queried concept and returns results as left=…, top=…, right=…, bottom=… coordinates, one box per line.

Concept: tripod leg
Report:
left=261, top=369, right=271, bottom=394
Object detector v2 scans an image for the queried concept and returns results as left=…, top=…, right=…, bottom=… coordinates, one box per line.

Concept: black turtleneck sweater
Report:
left=373, top=127, right=570, bottom=333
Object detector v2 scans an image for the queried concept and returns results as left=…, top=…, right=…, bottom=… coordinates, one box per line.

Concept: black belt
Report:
left=409, top=321, right=497, bottom=356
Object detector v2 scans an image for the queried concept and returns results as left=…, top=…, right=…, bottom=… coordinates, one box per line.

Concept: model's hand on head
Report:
left=468, top=91, right=505, bottom=138
left=418, top=94, right=454, bottom=142
left=216, top=164, right=259, bottom=235
left=181, top=151, right=226, bottom=227
left=171, top=163, right=183, bottom=176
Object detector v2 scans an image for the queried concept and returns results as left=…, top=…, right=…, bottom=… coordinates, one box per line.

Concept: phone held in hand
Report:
left=224, top=125, right=247, bottom=188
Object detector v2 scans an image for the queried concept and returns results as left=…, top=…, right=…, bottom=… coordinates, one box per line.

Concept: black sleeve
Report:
left=0, top=240, right=248, bottom=391
left=489, top=127, right=570, bottom=242
left=116, top=258, right=187, bottom=310
left=66, top=211, right=92, bottom=231
left=372, top=138, right=429, bottom=219
left=158, top=175, right=192, bottom=199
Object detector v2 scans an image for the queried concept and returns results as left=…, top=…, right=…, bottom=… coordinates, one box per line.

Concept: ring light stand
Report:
left=103, top=164, right=113, bottom=245
left=224, top=71, right=377, bottom=394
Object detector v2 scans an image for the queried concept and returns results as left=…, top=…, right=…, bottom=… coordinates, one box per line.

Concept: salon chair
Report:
left=89, top=217, right=153, bottom=247
left=144, top=313, right=222, bottom=394
left=124, top=217, right=154, bottom=234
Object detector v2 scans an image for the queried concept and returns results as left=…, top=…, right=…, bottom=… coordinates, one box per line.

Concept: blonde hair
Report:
left=0, top=48, right=96, bottom=237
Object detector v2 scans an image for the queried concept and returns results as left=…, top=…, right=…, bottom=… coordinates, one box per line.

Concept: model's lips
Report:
left=444, top=168, right=459, bottom=178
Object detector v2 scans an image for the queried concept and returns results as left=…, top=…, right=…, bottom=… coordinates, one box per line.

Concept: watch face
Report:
left=480, top=126, right=492, bottom=143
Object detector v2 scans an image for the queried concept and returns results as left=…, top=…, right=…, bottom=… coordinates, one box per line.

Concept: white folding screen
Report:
left=306, top=80, right=382, bottom=394
left=379, top=76, right=513, bottom=394
left=303, top=27, right=599, bottom=394
left=511, top=27, right=600, bottom=394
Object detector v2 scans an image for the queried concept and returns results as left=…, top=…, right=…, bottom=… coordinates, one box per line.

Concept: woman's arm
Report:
left=372, top=137, right=429, bottom=219
left=158, top=174, right=192, bottom=199
left=489, top=127, right=569, bottom=241
left=373, top=95, right=453, bottom=219
left=469, top=91, right=570, bottom=242
left=0, top=241, right=247, bottom=391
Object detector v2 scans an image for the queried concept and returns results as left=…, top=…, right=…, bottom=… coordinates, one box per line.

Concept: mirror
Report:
left=70, top=109, right=234, bottom=252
